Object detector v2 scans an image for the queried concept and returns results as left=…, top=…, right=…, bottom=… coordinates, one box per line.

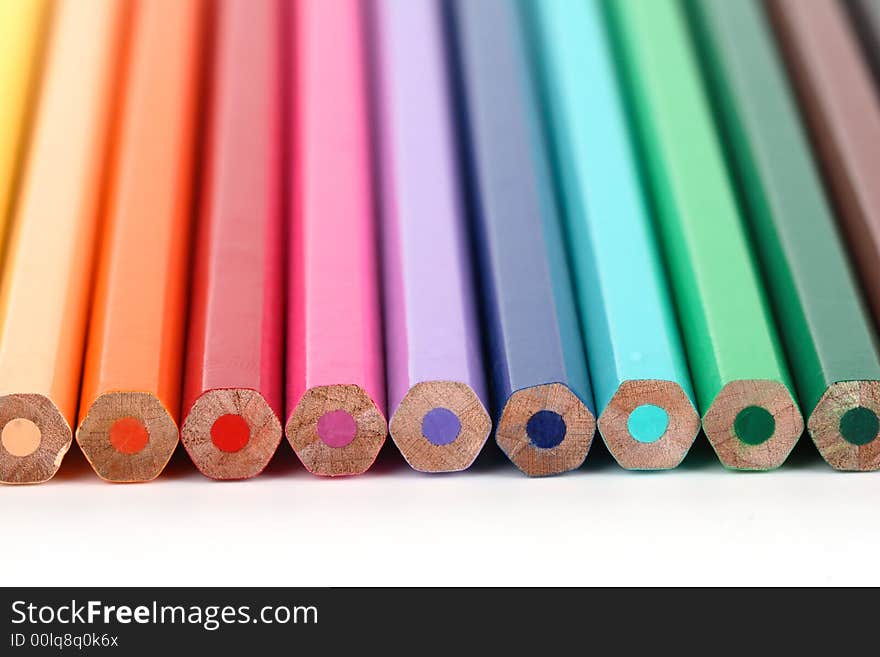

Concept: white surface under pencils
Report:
left=4, top=437, right=879, bottom=586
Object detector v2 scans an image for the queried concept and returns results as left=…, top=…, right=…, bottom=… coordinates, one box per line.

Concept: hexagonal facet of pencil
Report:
left=495, top=383, right=595, bottom=477
left=808, top=380, right=880, bottom=471
left=598, top=380, right=700, bottom=470
left=286, top=384, right=387, bottom=476
left=702, top=380, right=804, bottom=470
left=77, top=392, right=179, bottom=482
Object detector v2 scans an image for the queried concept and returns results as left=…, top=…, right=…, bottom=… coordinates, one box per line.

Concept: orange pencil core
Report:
left=109, top=417, right=149, bottom=455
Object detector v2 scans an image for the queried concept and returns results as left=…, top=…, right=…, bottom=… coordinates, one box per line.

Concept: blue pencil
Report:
left=448, top=0, right=596, bottom=476
left=527, top=0, right=699, bottom=469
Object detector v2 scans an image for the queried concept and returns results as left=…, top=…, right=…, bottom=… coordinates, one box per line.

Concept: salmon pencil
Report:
left=0, top=0, right=50, bottom=249
left=181, top=0, right=284, bottom=480
left=0, top=0, right=128, bottom=484
left=76, top=0, right=205, bottom=483
left=285, top=0, right=387, bottom=476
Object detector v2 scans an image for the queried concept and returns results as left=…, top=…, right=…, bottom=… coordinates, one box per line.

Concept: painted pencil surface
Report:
left=0, top=0, right=127, bottom=484
left=529, top=0, right=698, bottom=470
left=181, top=0, right=283, bottom=480
left=849, top=0, right=880, bottom=84
left=607, top=0, right=802, bottom=470
left=0, top=0, right=50, bottom=251
left=449, top=0, right=596, bottom=476
left=769, top=0, right=880, bottom=336
left=692, top=0, right=880, bottom=470
left=373, top=0, right=490, bottom=473
left=286, top=0, right=387, bottom=476
left=77, top=0, right=204, bottom=483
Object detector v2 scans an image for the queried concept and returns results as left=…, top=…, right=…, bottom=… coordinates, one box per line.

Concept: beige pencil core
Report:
left=1, top=418, right=42, bottom=457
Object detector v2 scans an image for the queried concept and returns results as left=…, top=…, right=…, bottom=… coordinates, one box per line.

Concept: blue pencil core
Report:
left=526, top=410, right=567, bottom=449
left=421, top=407, right=461, bottom=446
left=628, top=404, right=669, bottom=443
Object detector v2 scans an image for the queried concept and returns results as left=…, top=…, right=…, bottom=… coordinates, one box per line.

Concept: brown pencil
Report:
left=769, top=0, right=880, bottom=327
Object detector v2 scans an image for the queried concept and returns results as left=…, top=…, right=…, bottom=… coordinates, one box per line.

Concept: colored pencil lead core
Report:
left=702, top=381, right=803, bottom=470
left=839, top=407, right=878, bottom=446
left=1, top=418, right=42, bottom=457
left=598, top=380, right=700, bottom=470
left=526, top=410, right=566, bottom=449
left=421, top=408, right=460, bottom=446
left=210, top=414, right=250, bottom=453
left=180, top=389, right=281, bottom=480
left=808, top=381, right=880, bottom=470
left=108, top=417, right=150, bottom=455
left=733, top=406, right=775, bottom=446
left=628, top=405, right=669, bottom=444
left=496, top=383, right=595, bottom=477
left=286, top=384, right=386, bottom=477
left=0, top=395, right=72, bottom=484
left=77, top=392, right=178, bottom=482
left=317, top=410, right=357, bottom=448
left=389, top=381, right=491, bottom=473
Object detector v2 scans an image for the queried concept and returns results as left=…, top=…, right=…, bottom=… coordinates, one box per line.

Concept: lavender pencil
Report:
left=373, top=0, right=491, bottom=472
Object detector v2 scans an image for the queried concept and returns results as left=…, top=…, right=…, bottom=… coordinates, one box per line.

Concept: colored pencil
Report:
left=449, top=0, right=596, bottom=476
left=372, top=0, right=491, bottom=473
left=0, top=0, right=128, bottom=484
left=769, top=0, right=880, bottom=334
left=0, top=0, right=50, bottom=256
left=180, top=0, right=283, bottom=480
left=849, top=0, right=880, bottom=84
left=286, top=0, right=387, bottom=477
left=76, top=0, right=205, bottom=483
left=606, top=0, right=802, bottom=470
left=528, top=0, right=699, bottom=470
left=691, top=0, right=880, bottom=471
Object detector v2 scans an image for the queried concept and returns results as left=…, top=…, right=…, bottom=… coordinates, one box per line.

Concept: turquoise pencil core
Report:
left=627, top=404, right=668, bottom=443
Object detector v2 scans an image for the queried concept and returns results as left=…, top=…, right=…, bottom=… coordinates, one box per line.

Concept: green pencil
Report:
left=689, top=0, right=880, bottom=470
left=605, top=0, right=803, bottom=470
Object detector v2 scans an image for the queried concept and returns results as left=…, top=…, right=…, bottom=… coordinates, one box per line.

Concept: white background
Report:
left=4, top=436, right=879, bottom=586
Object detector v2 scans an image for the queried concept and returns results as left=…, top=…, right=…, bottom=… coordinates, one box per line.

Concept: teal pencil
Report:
left=527, top=0, right=698, bottom=469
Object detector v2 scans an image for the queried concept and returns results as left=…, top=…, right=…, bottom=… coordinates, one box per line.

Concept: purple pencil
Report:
left=372, top=0, right=491, bottom=472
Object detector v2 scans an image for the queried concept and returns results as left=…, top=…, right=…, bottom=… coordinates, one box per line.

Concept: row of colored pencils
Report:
left=2, top=0, right=880, bottom=484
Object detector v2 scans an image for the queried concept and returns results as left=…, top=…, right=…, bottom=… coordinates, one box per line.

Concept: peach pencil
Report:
left=0, top=0, right=129, bottom=484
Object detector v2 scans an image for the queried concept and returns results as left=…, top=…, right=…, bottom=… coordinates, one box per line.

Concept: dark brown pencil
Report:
left=769, top=0, right=880, bottom=326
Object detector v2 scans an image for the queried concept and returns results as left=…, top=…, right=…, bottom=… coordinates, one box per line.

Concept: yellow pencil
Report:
left=0, top=0, right=51, bottom=254
left=0, top=0, right=129, bottom=484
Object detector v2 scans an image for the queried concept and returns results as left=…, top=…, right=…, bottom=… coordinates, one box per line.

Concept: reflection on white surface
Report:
left=4, top=436, right=879, bottom=586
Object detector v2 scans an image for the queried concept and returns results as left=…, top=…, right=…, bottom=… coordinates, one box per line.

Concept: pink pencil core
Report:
left=316, top=410, right=357, bottom=448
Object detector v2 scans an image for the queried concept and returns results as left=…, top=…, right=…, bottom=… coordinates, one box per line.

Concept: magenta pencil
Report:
left=180, top=0, right=284, bottom=480
left=373, top=0, right=491, bottom=473
left=285, top=0, right=387, bottom=476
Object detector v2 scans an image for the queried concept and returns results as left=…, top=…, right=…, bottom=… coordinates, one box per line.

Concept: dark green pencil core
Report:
left=839, top=407, right=879, bottom=446
left=734, top=406, right=775, bottom=445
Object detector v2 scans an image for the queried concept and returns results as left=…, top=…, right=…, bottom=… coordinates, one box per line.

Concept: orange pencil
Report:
left=76, top=0, right=205, bottom=483
left=0, top=0, right=129, bottom=484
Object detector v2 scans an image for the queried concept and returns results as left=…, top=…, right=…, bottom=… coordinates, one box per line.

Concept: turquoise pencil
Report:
left=528, top=0, right=699, bottom=469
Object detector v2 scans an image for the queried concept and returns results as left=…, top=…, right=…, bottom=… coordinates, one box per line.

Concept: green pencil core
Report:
left=734, top=406, right=775, bottom=445
left=839, top=407, right=879, bottom=446
left=628, top=404, right=668, bottom=443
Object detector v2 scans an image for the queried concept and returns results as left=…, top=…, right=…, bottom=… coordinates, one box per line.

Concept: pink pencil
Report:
left=285, top=0, right=387, bottom=476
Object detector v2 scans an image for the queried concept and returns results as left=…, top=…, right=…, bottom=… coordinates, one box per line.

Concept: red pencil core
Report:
left=109, top=417, right=150, bottom=455
left=210, top=414, right=250, bottom=453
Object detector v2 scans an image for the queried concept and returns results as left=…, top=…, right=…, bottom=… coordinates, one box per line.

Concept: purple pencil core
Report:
left=421, top=407, right=461, bottom=446
left=317, top=410, right=357, bottom=448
